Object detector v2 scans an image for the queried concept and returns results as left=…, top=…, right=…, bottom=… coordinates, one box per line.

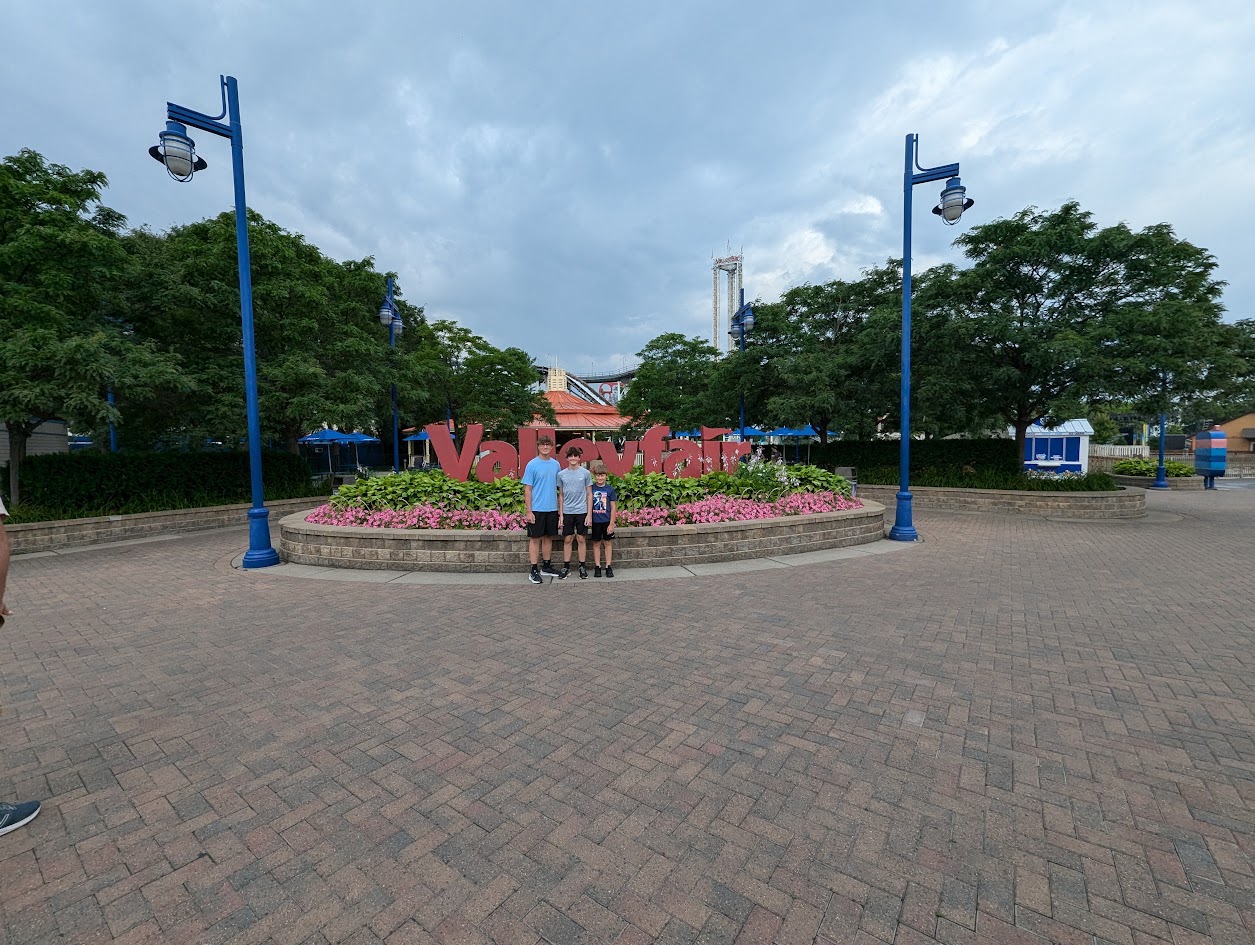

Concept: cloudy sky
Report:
left=5, top=1, right=1253, bottom=376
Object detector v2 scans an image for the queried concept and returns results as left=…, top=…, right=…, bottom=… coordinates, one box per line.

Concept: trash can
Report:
left=1195, top=426, right=1227, bottom=489
left=835, top=466, right=858, bottom=497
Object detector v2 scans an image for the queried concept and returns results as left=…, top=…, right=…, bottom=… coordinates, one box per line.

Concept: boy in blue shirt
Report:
left=589, top=460, right=618, bottom=577
left=521, top=436, right=561, bottom=583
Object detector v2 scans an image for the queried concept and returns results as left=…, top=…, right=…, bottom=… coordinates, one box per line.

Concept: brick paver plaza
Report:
left=3, top=487, right=1255, bottom=945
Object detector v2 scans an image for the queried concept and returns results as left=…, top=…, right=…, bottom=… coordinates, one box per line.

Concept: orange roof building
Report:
left=526, top=368, right=628, bottom=437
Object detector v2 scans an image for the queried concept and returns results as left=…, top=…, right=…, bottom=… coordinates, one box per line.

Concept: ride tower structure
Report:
left=712, top=254, right=743, bottom=354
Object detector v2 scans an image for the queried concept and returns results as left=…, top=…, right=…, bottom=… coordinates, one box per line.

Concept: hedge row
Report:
left=808, top=439, right=1021, bottom=474
left=5, top=450, right=318, bottom=515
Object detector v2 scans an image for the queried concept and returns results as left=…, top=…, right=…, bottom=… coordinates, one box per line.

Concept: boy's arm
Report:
left=608, top=497, right=617, bottom=532
left=524, top=484, right=534, bottom=522
left=584, top=481, right=593, bottom=522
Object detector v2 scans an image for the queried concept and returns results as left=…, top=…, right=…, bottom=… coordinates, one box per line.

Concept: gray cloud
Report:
left=5, top=0, right=1252, bottom=376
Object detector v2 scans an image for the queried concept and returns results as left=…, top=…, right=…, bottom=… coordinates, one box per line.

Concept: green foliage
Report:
left=607, top=464, right=852, bottom=511
left=857, top=465, right=1118, bottom=491
left=1112, top=458, right=1196, bottom=477
left=617, top=334, right=723, bottom=433
left=328, top=464, right=854, bottom=514
left=0, top=149, right=186, bottom=504
left=808, top=439, right=1021, bottom=474
left=5, top=450, right=319, bottom=519
left=330, top=470, right=526, bottom=513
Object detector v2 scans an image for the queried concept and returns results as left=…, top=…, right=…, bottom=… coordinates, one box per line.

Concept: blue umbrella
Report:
left=299, top=429, right=352, bottom=475
left=299, top=429, right=353, bottom=444
left=403, top=431, right=429, bottom=441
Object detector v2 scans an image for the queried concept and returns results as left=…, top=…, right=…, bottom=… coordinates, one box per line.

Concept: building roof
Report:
left=529, top=390, right=628, bottom=432
left=1009, top=419, right=1095, bottom=437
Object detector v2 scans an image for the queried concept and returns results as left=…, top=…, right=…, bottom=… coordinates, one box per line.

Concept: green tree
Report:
left=1087, top=222, right=1232, bottom=422
left=922, top=202, right=1226, bottom=455
left=421, top=321, right=554, bottom=438
left=119, top=212, right=431, bottom=452
left=0, top=150, right=183, bottom=504
left=617, top=333, right=721, bottom=434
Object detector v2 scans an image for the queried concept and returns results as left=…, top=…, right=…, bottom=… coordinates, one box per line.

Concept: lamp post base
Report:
left=242, top=507, right=281, bottom=568
left=889, top=491, right=920, bottom=542
left=1151, top=466, right=1169, bottom=489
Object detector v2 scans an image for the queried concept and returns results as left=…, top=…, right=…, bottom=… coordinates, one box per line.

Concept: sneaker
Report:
left=540, top=562, right=560, bottom=576
left=594, top=566, right=602, bottom=577
left=0, top=800, right=41, bottom=837
left=528, top=568, right=542, bottom=585
left=578, top=564, right=588, bottom=580
left=605, top=566, right=615, bottom=578
left=559, top=566, right=570, bottom=580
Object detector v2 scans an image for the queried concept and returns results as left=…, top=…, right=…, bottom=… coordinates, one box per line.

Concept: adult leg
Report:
left=529, top=536, right=542, bottom=566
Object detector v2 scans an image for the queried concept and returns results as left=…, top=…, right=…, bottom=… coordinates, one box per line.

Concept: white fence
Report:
left=1090, top=444, right=1149, bottom=458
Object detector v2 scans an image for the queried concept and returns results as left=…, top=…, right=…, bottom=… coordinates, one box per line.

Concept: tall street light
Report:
left=149, top=75, right=280, bottom=568
left=729, top=288, right=755, bottom=438
left=378, top=276, right=404, bottom=473
left=890, top=134, right=974, bottom=542
left=1151, top=410, right=1169, bottom=488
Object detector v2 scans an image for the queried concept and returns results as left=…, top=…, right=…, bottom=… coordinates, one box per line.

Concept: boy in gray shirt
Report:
left=557, top=447, right=593, bottom=579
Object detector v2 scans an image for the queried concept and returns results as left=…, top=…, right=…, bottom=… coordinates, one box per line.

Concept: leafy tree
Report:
left=0, top=150, right=183, bottom=504
left=617, top=333, right=721, bottom=433
left=118, top=212, right=431, bottom=452
left=1086, top=222, right=1233, bottom=422
left=421, top=321, right=554, bottom=437
left=921, top=202, right=1226, bottom=455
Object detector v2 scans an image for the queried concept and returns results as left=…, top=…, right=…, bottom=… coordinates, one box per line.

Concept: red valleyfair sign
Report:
left=424, top=423, right=752, bottom=482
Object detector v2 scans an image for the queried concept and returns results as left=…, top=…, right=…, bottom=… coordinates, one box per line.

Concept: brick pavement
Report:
left=3, top=488, right=1255, bottom=945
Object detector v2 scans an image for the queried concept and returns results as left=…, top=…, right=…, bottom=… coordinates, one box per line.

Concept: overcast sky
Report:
left=5, top=1, right=1253, bottom=376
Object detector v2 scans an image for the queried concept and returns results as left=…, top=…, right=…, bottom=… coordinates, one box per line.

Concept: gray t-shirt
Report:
left=557, top=465, right=592, bottom=514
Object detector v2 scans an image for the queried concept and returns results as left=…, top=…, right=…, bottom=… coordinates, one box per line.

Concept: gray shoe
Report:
left=528, top=568, right=542, bottom=584
left=578, top=563, right=588, bottom=580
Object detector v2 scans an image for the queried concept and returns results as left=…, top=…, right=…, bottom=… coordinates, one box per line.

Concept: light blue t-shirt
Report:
left=558, top=465, right=593, bottom=514
left=522, top=456, right=560, bottom=512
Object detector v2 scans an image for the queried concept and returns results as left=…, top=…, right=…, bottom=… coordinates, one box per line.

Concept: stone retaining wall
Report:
left=7, top=497, right=330, bottom=555
left=1111, top=474, right=1203, bottom=491
left=278, top=502, right=887, bottom=572
left=855, top=484, right=1145, bottom=519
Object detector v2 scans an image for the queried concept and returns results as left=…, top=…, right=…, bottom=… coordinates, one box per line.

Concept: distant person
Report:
left=557, top=447, right=593, bottom=579
left=0, top=494, right=42, bottom=838
left=589, top=461, right=618, bottom=578
left=521, top=436, right=561, bottom=584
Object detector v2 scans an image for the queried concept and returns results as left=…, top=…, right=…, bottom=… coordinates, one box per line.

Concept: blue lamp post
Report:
left=377, top=276, right=404, bottom=473
left=1152, top=410, right=1169, bottom=488
left=729, top=288, right=755, bottom=438
left=890, top=134, right=974, bottom=541
left=149, top=75, right=279, bottom=568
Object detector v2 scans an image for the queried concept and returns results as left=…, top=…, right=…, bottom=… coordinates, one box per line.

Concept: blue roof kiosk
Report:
left=1013, top=419, right=1093, bottom=474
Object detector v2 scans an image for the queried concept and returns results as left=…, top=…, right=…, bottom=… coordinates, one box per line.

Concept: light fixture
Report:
left=932, top=176, right=974, bottom=225
left=148, top=121, right=207, bottom=181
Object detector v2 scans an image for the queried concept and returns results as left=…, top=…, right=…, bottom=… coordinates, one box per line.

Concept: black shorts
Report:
left=591, top=522, right=614, bottom=541
left=561, top=516, right=589, bottom=537
left=527, top=510, right=559, bottom=538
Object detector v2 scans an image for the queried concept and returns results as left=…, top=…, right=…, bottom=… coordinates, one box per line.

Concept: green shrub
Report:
left=6, top=450, right=320, bottom=520
left=330, top=470, right=526, bottom=513
left=1111, top=458, right=1195, bottom=477
left=857, top=465, right=1117, bottom=491
left=809, top=439, right=1021, bottom=475
left=327, top=463, right=854, bottom=514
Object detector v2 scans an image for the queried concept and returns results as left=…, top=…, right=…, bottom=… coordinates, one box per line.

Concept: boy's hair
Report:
left=590, top=460, right=607, bottom=475
left=537, top=435, right=554, bottom=447
left=566, top=446, right=582, bottom=457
